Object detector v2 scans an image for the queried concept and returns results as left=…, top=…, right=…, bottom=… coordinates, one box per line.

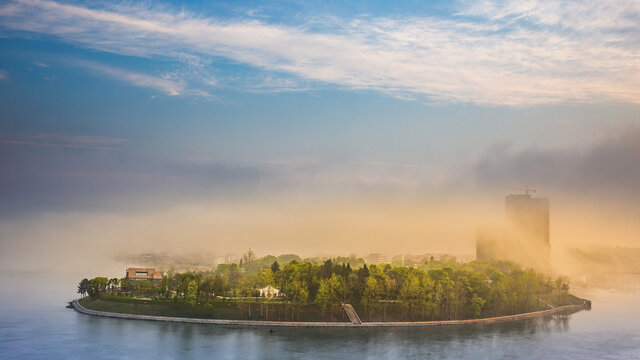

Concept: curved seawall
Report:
left=72, top=299, right=588, bottom=328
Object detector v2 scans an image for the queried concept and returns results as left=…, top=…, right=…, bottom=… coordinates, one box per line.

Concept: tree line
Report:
left=78, top=253, right=573, bottom=321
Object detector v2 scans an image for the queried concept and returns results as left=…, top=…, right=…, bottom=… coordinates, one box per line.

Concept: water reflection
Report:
left=69, top=307, right=586, bottom=359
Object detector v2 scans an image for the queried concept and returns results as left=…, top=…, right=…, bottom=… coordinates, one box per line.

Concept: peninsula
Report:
left=73, top=253, right=589, bottom=326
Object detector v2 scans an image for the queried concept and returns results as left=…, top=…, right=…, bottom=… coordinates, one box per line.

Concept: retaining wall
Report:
left=72, top=299, right=587, bottom=328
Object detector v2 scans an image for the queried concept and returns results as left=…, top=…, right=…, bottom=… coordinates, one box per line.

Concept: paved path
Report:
left=360, top=304, right=586, bottom=327
left=342, top=303, right=362, bottom=324
left=72, top=299, right=588, bottom=328
left=537, top=297, right=555, bottom=309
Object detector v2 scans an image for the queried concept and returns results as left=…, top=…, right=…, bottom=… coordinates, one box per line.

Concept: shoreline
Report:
left=71, top=299, right=589, bottom=328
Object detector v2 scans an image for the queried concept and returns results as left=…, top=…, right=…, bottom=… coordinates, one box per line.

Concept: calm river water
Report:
left=1, top=271, right=639, bottom=359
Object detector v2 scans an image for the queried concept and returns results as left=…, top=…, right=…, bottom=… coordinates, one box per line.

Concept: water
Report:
left=1, top=272, right=639, bottom=359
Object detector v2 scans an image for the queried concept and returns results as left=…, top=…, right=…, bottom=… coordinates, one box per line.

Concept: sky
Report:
left=0, top=0, right=639, bottom=266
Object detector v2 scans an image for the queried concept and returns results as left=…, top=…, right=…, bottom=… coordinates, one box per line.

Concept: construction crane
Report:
left=508, top=187, right=537, bottom=195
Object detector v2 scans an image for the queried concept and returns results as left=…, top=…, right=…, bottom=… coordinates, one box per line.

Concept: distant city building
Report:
left=476, top=191, right=551, bottom=269
left=224, top=254, right=240, bottom=264
left=505, top=193, right=550, bottom=248
left=125, top=267, right=163, bottom=281
left=365, top=253, right=389, bottom=265
left=213, top=256, right=225, bottom=266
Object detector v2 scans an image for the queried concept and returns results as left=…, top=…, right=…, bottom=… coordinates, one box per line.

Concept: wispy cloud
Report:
left=70, top=60, right=187, bottom=96
left=0, top=133, right=128, bottom=151
left=457, top=0, right=640, bottom=31
left=236, top=74, right=311, bottom=93
left=0, top=69, right=8, bottom=80
left=59, top=59, right=214, bottom=97
left=0, top=0, right=639, bottom=105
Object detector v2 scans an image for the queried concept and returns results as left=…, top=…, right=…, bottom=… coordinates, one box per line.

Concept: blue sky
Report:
left=0, top=0, right=640, bottom=256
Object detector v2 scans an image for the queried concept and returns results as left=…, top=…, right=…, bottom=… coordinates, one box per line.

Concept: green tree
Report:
left=362, top=276, right=380, bottom=319
left=216, top=263, right=241, bottom=290
left=200, top=276, right=216, bottom=299
left=316, top=278, right=331, bottom=320
left=160, top=275, right=172, bottom=299
left=419, top=275, right=436, bottom=320
left=471, top=293, right=485, bottom=318
left=271, top=261, right=280, bottom=273
left=186, top=280, right=198, bottom=306
left=212, top=275, right=227, bottom=295
left=88, top=277, right=108, bottom=298
left=258, top=269, right=274, bottom=288
left=399, top=273, right=421, bottom=320
left=257, top=269, right=275, bottom=319
left=342, top=273, right=358, bottom=304
left=118, top=278, right=128, bottom=293
left=77, top=278, right=90, bottom=298
left=287, top=280, right=309, bottom=320
left=328, top=274, right=344, bottom=320
left=432, top=271, right=455, bottom=320
left=108, top=278, right=119, bottom=295
left=379, top=276, right=393, bottom=320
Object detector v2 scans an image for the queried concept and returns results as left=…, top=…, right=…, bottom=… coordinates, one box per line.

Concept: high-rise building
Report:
left=505, top=193, right=550, bottom=248
left=476, top=192, right=551, bottom=269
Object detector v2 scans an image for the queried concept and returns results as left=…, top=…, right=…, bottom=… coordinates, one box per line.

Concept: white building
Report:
left=258, top=285, right=280, bottom=299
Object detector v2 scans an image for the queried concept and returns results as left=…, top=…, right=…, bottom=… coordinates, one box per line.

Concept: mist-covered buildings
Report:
left=476, top=192, right=550, bottom=269
left=505, top=193, right=550, bottom=249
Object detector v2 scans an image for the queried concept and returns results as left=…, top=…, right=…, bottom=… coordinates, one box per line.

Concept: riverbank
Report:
left=79, top=295, right=348, bottom=322
left=71, top=298, right=589, bottom=328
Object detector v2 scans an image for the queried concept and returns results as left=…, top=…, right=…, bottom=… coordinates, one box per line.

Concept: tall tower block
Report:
left=505, top=193, right=550, bottom=248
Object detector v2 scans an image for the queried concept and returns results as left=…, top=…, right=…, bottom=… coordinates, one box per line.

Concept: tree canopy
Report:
left=81, top=252, right=580, bottom=322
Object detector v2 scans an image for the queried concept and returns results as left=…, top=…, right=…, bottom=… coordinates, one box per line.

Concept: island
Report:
left=73, top=253, right=590, bottom=327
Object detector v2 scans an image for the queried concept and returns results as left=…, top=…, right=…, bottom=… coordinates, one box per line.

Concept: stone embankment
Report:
left=72, top=299, right=353, bottom=327
left=72, top=299, right=588, bottom=328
